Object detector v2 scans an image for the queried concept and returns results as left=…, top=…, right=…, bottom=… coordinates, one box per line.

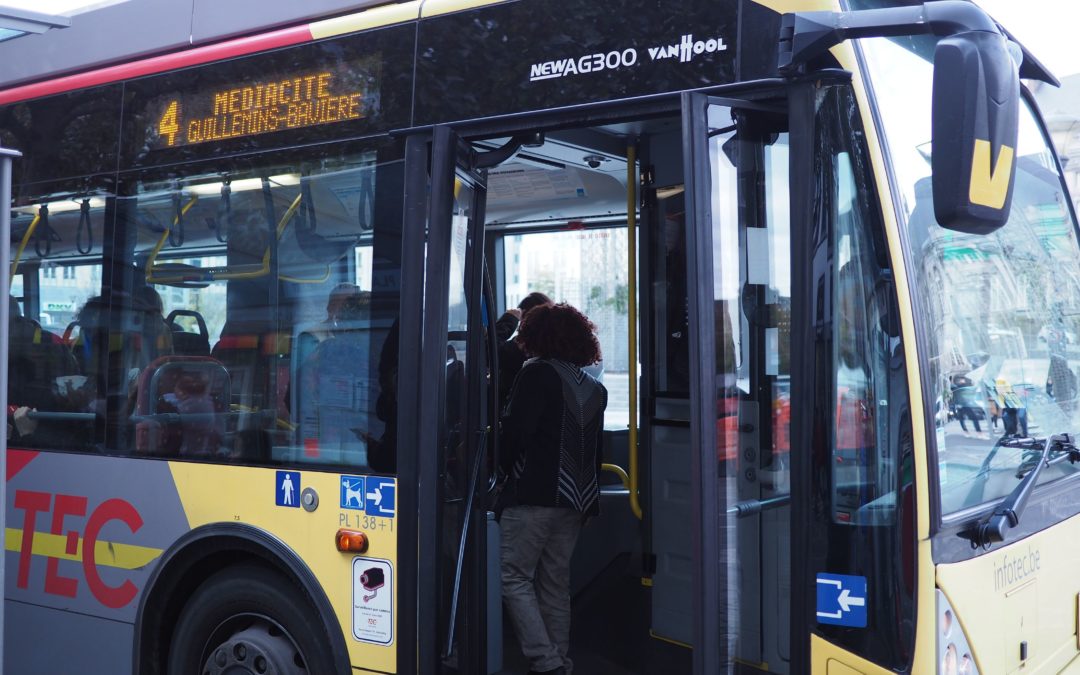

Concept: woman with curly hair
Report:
left=499, top=302, right=607, bottom=675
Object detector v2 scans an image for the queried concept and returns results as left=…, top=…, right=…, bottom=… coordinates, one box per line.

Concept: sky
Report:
left=977, top=1, right=1080, bottom=78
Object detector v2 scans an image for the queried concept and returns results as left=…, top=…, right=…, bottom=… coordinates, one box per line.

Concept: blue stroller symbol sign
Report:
left=816, top=573, right=867, bottom=627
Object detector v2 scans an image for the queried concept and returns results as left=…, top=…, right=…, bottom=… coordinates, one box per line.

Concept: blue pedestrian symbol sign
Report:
left=816, top=573, right=867, bottom=627
left=276, top=471, right=300, bottom=508
left=365, top=477, right=396, bottom=518
left=341, top=475, right=366, bottom=510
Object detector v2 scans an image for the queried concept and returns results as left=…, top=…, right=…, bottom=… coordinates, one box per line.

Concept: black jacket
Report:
left=501, top=358, right=607, bottom=515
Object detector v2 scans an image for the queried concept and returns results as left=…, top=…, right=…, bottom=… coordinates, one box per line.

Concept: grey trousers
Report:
left=500, top=505, right=584, bottom=674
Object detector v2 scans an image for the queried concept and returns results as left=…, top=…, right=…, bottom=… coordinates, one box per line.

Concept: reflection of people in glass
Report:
left=370, top=319, right=399, bottom=473
left=834, top=264, right=875, bottom=519
left=1047, top=354, right=1076, bottom=414
left=950, top=375, right=985, bottom=437
left=993, top=378, right=1028, bottom=437
left=499, top=304, right=607, bottom=675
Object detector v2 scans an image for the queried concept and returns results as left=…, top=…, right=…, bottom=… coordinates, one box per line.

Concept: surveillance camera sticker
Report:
left=353, top=557, right=393, bottom=644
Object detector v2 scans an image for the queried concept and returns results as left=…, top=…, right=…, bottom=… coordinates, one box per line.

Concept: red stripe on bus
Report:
left=7, top=449, right=39, bottom=481
left=0, top=24, right=314, bottom=105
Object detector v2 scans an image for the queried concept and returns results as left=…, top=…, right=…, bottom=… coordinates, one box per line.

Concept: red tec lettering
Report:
left=12, top=489, right=144, bottom=608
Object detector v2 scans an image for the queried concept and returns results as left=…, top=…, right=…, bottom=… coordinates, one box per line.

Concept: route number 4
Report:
left=158, top=100, right=181, bottom=147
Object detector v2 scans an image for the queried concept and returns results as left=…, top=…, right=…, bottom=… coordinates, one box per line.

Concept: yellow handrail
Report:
left=144, top=196, right=199, bottom=282
left=146, top=193, right=311, bottom=285
left=601, top=462, right=630, bottom=490
left=627, top=142, right=642, bottom=520
left=10, top=211, right=41, bottom=283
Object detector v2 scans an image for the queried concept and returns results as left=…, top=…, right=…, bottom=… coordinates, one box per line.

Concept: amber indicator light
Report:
left=336, top=528, right=369, bottom=553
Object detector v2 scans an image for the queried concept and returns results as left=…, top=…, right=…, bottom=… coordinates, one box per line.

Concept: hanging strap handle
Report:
left=34, top=204, right=51, bottom=257
left=212, top=179, right=230, bottom=243
left=169, top=192, right=186, bottom=247
left=76, top=198, right=93, bottom=254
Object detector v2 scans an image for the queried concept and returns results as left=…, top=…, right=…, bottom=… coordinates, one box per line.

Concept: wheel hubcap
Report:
left=202, top=617, right=306, bottom=675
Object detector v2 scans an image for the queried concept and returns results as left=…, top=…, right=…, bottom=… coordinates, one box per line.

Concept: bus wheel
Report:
left=166, top=563, right=338, bottom=675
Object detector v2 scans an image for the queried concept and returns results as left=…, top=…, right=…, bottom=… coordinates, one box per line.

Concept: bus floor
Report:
left=497, top=553, right=692, bottom=675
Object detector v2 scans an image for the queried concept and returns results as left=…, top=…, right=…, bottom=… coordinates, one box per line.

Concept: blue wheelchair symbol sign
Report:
left=276, top=471, right=301, bottom=508
left=341, top=476, right=366, bottom=510
left=365, top=477, right=395, bottom=518
left=816, top=573, right=867, bottom=627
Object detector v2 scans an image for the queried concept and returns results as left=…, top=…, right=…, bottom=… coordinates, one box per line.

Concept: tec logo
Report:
left=12, top=489, right=155, bottom=608
left=816, top=573, right=867, bottom=628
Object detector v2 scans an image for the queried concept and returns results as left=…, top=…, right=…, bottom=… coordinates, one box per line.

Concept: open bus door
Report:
left=408, top=125, right=499, bottom=675
left=679, top=92, right=803, bottom=673
left=410, top=92, right=815, bottom=675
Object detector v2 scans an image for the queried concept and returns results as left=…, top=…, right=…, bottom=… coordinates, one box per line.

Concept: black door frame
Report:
left=401, top=86, right=807, bottom=675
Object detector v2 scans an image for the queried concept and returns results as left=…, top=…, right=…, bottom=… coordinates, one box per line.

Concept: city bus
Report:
left=0, top=0, right=1076, bottom=673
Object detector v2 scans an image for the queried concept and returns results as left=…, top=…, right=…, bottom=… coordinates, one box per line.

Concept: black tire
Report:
left=166, top=564, right=339, bottom=675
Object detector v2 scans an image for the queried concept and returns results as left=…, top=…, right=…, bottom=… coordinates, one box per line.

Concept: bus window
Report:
left=502, top=227, right=632, bottom=429
left=831, top=152, right=897, bottom=524
left=862, top=28, right=1080, bottom=516
left=808, top=85, right=914, bottom=669
left=7, top=196, right=107, bottom=453
left=112, top=144, right=401, bottom=468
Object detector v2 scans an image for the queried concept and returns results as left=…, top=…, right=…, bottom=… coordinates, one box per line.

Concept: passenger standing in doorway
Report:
left=499, top=303, right=607, bottom=675
left=496, top=291, right=553, bottom=410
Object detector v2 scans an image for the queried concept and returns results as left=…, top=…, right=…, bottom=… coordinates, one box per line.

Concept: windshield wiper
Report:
left=963, top=433, right=1079, bottom=549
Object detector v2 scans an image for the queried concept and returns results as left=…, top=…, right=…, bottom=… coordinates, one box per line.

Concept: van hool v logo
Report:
left=528, top=33, right=728, bottom=82
left=647, top=34, right=729, bottom=64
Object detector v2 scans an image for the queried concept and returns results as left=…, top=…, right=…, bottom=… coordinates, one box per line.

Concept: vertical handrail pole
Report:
left=626, top=142, right=642, bottom=519
left=0, top=145, right=22, bottom=672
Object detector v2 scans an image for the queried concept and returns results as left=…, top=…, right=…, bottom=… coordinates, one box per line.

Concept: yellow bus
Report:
left=0, top=0, right=1073, bottom=673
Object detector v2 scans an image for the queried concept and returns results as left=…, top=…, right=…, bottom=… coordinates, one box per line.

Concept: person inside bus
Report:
left=295, top=282, right=362, bottom=366
left=7, top=296, right=79, bottom=446
left=134, top=284, right=174, bottom=361
left=498, top=303, right=607, bottom=675
left=296, top=292, right=379, bottom=464
left=160, top=371, right=222, bottom=457
left=496, top=291, right=552, bottom=410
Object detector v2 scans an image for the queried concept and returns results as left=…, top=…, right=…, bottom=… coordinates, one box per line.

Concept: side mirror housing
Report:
left=932, top=31, right=1020, bottom=234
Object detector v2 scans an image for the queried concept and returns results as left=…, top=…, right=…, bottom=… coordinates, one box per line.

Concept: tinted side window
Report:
left=12, top=140, right=404, bottom=473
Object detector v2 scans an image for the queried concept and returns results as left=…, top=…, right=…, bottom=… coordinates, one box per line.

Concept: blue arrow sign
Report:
left=365, top=477, right=396, bottom=518
left=816, top=573, right=867, bottom=627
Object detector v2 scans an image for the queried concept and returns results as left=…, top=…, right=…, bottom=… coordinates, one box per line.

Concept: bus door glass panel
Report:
left=704, top=104, right=792, bottom=671
left=437, top=164, right=493, bottom=674
left=123, top=144, right=401, bottom=468
left=501, top=228, right=631, bottom=428
left=806, top=84, right=914, bottom=669
left=8, top=190, right=106, bottom=453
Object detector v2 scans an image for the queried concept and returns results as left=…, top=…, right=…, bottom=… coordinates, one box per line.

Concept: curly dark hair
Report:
left=515, top=303, right=601, bottom=366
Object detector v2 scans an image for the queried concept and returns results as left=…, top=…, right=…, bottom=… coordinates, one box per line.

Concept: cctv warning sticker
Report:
left=353, top=557, right=393, bottom=644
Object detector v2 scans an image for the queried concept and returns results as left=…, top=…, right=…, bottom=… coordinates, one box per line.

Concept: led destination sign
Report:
left=149, top=61, right=378, bottom=150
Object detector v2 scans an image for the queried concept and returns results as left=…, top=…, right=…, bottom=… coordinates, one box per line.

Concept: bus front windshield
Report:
left=860, top=34, right=1080, bottom=516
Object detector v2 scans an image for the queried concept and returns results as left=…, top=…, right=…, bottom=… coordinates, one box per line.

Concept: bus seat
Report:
left=211, top=325, right=269, bottom=409
left=134, top=356, right=230, bottom=457
left=167, top=308, right=211, bottom=356
left=8, top=316, right=79, bottom=410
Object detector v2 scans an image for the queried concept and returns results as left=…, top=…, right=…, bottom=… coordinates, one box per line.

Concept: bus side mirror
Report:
left=931, top=31, right=1020, bottom=235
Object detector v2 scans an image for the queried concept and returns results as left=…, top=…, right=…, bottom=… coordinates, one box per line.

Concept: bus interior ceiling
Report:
left=483, top=116, right=695, bottom=675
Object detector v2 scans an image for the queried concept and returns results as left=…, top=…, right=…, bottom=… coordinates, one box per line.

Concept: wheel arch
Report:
left=132, top=522, right=352, bottom=675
